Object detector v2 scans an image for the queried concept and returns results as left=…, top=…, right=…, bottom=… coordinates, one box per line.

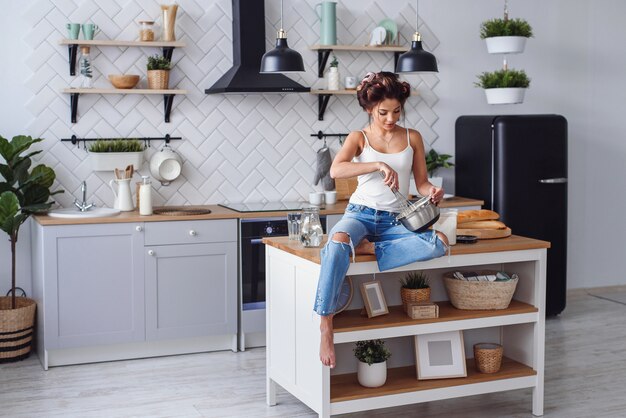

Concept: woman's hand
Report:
left=429, top=186, right=444, bottom=204
left=378, top=163, right=399, bottom=190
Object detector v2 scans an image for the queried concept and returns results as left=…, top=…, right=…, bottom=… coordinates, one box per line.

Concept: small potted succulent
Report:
left=480, top=17, right=533, bottom=54
left=475, top=68, right=531, bottom=105
left=425, top=149, right=454, bottom=188
left=327, top=55, right=339, bottom=91
left=88, top=139, right=145, bottom=171
left=399, top=271, right=431, bottom=312
left=147, top=54, right=171, bottom=89
left=354, top=339, right=392, bottom=388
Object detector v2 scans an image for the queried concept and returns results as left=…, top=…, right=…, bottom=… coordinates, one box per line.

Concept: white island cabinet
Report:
left=263, top=235, right=549, bottom=417
left=31, top=218, right=238, bottom=369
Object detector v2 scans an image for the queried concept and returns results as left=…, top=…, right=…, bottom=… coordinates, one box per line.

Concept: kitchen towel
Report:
left=313, top=146, right=335, bottom=191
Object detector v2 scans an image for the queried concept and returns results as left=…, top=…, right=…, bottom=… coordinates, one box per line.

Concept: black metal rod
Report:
left=162, top=46, right=174, bottom=62
left=317, top=49, right=332, bottom=78
left=61, top=136, right=182, bottom=142
left=310, top=131, right=349, bottom=139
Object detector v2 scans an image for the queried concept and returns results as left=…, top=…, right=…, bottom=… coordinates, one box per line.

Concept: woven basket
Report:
left=0, top=297, right=36, bottom=363
left=400, top=287, right=430, bottom=312
left=473, top=343, right=503, bottom=373
left=147, top=70, right=169, bottom=89
left=443, top=271, right=518, bottom=310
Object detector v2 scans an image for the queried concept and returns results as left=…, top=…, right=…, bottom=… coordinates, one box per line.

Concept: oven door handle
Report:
left=250, top=238, right=265, bottom=244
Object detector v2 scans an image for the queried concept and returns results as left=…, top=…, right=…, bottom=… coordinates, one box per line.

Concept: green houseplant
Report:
left=480, top=17, right=533, bottom=54
left=425, top=149, right=454, bottom=178
left=399, top=271, right=431, bottom=312
left=147, top=54, right=171, bottom=89
left=0, top=135, right=62, bottom=362
left=475, top=68, right=530, bottom=105
left=88, top=139, right=145, bottom=171
left=327, top=55, right=339, bottom=91
left=354, top=339, right=392, bottom=387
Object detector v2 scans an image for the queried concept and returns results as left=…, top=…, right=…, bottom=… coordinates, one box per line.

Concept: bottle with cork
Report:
left=138, top=176, right=153, bottom=215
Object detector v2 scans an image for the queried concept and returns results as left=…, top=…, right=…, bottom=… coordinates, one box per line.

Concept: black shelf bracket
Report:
left=164, top=94, right=175, bottom=123
left=68, top=44, right=79, bottom=76
left=162, top=46, right=175, bottom=62
left=394, top=52, right=401, bottom=72
left=317, top=49, right=332, bottom=78
left=70, top=93, right=79, bottom=123
left=317, top=94, right=332, bottom=121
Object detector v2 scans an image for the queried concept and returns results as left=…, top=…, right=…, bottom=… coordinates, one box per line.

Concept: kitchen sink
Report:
left=47, top=207, right=121, bottom=219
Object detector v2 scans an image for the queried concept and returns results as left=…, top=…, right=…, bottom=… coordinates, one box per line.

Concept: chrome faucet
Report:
left=74, top=181, right=94, bottom=212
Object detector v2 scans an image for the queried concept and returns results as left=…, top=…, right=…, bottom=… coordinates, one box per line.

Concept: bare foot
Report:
left=319, top=315, right=335, bottom=368
left=355, top=238, right=375, bottom=255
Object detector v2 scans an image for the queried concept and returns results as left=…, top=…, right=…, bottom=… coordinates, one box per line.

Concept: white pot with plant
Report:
left=327, top=55, right=339, bottom=91
left=425, top=148, right=454, bottom=189
left=475, top=68, right=530, bottom=105
left=480, top=16, right=533, bottom=54
left=147, top=54, right=171, bottom=90
left=399, top=271, right=431, bottom=312
left=354, top=339, right=392, bottom=388
left=0, top=135, right=62, bottom=362
left=89, top=139, right=145, bottom=171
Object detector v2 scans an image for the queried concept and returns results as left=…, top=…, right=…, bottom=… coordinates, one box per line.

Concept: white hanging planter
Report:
left=89, top=152, right=145, bottom=171
left=485, top=36, right=527, bottom=54
left=484, top=88, right=526, bottom=105
left=357, top=360, right=387, bottom=388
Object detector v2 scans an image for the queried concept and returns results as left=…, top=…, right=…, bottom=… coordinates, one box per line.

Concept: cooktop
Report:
left=219, top=201, right=324, bottom=213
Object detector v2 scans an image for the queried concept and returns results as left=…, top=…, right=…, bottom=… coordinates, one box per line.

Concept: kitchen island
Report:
left=263, top=235, right=549, bottom=417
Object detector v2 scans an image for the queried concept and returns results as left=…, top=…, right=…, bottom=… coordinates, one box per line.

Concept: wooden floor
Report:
left=2, top=289, right=626, bottom=417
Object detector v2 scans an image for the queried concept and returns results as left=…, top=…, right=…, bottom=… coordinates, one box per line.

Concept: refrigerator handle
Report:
left=538, top=177, right=568, bottom=184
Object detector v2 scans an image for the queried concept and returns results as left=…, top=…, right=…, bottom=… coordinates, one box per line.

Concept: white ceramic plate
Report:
left=378, top=18, right=398, bottom=43
left=369, top=26, right=387, bottom=46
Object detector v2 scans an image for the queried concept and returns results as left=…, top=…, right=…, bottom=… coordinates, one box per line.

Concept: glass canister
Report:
left=138, top=20, right=155, bottom=41
left=300, top=207, right=323, bottom=248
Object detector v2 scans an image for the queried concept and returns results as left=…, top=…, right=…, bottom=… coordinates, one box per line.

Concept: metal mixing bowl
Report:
left=397, top=195, right=440, bottom=232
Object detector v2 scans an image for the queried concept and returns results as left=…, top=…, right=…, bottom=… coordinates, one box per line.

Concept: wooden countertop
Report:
left=263, top=235, right=550, bottom=265
left=33, top=196, right=483, bottom=226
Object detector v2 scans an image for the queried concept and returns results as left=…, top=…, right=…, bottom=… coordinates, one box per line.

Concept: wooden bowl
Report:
left=108, top=74, right=140, bottom=89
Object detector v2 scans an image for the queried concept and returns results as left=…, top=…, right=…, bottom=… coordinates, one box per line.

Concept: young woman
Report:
left=314, top=71, right=449, bottom=368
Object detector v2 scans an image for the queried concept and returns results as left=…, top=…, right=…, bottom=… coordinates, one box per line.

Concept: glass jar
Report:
left=138, top=20, right=155, bottom=41
left=300, top=207, right=323, bottom=248
left=79, top=46, right=93, bottom=88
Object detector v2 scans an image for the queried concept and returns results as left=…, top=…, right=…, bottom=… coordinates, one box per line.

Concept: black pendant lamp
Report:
left=396, top=0, right=438, bottom=73
left=260, top=0, right=305, bottom=73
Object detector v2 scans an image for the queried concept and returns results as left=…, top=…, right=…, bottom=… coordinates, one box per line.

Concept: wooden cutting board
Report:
left=456, top=227, right=512, bottom=239
left=335, top=177, right=358, bottom=200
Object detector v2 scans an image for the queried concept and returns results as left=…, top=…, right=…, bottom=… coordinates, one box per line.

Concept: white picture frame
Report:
left=360, top=280, right=389, bottom=318
left=414, top=330, right=467, bottom=380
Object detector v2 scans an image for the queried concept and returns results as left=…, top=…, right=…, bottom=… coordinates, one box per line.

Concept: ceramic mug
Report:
left=344, top=76, right=357, bottom=89
left=66, top=23, right=81, bottom=40
left=309, top=191, right=324, bottom=205
left=82, top=23, right=99, bottom=40
left=324, top=191, right=337, bottom=205
left=149, top=144, right=182, bottom=185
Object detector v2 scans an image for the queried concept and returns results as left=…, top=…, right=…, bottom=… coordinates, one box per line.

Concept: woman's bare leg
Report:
left=355, top=238, right=375, bottom=255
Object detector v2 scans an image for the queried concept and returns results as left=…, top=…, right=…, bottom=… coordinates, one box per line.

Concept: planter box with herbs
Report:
left=89, top=139, right=145, bottom=171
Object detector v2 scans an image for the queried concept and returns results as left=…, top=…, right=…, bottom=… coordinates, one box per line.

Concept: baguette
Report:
left=456, top=220, right=507, bottom=230
left=457, top=209, right=499, bottom=224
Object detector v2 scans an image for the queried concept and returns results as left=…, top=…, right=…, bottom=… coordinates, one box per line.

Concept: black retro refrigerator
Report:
left=455, top=115, right=567, bottom=316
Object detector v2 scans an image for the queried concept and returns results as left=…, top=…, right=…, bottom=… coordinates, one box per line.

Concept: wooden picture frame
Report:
left=414, top=330, right=467, bottom=380
left=360, top=280, right=389, bottom=318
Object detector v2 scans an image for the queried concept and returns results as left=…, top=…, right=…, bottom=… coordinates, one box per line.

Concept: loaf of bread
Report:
left=457, top=220, right=507, bottom=230
left=457, top=209, right=499, bottom=224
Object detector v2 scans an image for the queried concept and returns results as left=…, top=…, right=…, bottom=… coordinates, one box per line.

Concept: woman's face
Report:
left=369, top=98, right=402, bottom=131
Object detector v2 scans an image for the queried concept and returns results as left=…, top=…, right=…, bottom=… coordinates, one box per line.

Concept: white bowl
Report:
left=150, top=145, right=182, bottom=184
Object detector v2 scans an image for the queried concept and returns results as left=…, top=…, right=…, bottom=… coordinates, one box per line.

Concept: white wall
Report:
left=1, top=0, right=624, bottom=292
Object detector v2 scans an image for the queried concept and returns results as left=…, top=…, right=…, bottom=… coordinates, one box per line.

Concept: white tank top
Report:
left=349, top=129, right=414, bottom=212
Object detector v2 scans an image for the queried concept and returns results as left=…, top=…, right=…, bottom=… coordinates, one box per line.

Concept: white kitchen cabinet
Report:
left=144, top=220, right=237, bottom=341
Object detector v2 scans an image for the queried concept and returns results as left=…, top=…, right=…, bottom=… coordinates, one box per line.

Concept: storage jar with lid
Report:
left=300, top=207, right=323, bottom=247
left=138, top=20, right=155, bottom=41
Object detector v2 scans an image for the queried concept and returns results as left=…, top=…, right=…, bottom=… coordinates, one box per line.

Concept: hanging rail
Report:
left=62, top=134, right=182, bottom=149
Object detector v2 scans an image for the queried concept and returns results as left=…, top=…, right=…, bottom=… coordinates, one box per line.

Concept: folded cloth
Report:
left=313, top=146, right=335, bottom=191
left=452, top=271, right=516, bottom=282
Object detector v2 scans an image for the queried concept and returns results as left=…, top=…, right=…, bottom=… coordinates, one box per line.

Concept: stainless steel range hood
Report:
left=205, top=0, right=309, bottom=94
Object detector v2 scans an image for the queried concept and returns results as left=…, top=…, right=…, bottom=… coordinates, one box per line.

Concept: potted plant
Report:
left=399, top=271, right=431, bottom=312
left=0, top=135, right=62, bottom=362
left=475, top=68, right=530, bottom=104
left=425, top=148, right=454, bottom=188
left=354, top=339, right=391, bottom=388
left=88, top=139, right=145, bottom=171
left=480, top=17, right=533, bottom=54
left=147, top=54, right=171, bottom=89
left=327, top=55, right=339, bottom=91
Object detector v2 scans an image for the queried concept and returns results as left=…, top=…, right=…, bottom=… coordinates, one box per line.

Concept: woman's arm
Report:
left=330, top=131, right=399, bottom=188
left=410, top=129, right=444, bottom=203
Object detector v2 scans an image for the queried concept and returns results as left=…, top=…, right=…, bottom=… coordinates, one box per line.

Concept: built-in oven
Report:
left=239, top=215, right=326, bottom=349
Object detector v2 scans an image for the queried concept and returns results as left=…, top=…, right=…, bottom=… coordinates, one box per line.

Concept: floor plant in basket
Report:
left=0, top=135, right=62, bottom=362
left=400, top=271, right=431, bottom=312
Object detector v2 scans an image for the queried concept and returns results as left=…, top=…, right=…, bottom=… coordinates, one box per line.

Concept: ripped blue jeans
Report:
left=313, top=203, right=447, bottom=316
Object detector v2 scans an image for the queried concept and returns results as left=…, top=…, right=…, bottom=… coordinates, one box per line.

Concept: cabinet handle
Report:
left=136, top=225, right=143, bottom=232
left=148, top=250, right=155, bottom=256
left=189, top=230, right=197, bottom=236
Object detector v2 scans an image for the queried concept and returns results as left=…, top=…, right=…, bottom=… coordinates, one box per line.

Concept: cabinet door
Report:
left=145, top=242, right=237, bottom=340
left=44, top=223, right=145, bottom=349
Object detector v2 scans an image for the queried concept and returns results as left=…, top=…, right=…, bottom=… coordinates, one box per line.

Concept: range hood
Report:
left=205, top=0, right=309, bottom=94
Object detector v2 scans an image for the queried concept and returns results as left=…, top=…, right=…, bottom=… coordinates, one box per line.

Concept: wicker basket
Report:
left=473, top=343, right=503, bottom=373
left=400, top=287, right=431, bottom=312
left=0, top=297, right=36, bottom=363
left=443, top=271, right=518, bottom=310
left=147, top=70, right=169, bottom=89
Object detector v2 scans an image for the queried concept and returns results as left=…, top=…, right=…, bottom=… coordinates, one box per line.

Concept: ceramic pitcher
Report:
left=315, top=1, right=337, bottom=45
left=109, top=178, right=134, bottom=211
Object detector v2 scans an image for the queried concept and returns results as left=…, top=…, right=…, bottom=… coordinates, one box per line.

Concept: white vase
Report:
left=89, top=152, right=144, bottom=171
left=485, top=36, right=527, bottom=54
left=357, top=360, right=387, bottom=388
left=484, top=88, right=526, bottom=105
left=327, top=67, right=339, bottom=90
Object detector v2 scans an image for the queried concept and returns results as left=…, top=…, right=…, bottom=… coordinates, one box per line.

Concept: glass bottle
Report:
left=138, top=20, right=155, bottom=41
left=300, top=207, right=323, bottom=248
left=139, top=176, right=153, bottom=215
left=79, top=46, right=93, bottom=88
